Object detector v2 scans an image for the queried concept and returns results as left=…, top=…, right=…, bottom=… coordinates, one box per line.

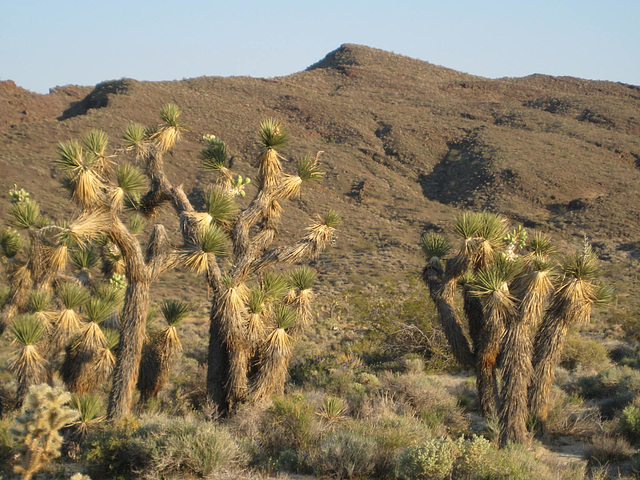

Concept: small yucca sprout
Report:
left=129, top=213, right=146, bottom=235
left=317, top=396, right=348, bottom=425
left=95, top=283, right=125, bottom=311
left=262, top=271, right=289, bottom=301
left=114, top=163, right=147, bottom=208
left=561, top=250, right=599, bottom=281
left=322, top=209, right=342, bottom=228
left=153, top=104, right=184, bottom=152
left=593, top=284, right=615, bottom=307
left=200, top=137, right=229, bottom=171
left=69, top=394, right=104, bottom=443
left=56, top=140, right=87, bottom=173
left=258, top=118, right=289, bottom=151
left=288, top=266, right=316, bottom=291
left=528, top=232, right=556, bottom=258
left=298, top=154, right=323, bottom=182
left=70, top=246, right=99, bottom=284
left=85, top=298, right=114, bottom=325
left=454, top=212, right=483, bottom=239
left=478, top=212, right=508, bottom=247
left=247, top=288, right=267, bottom=315
left=161, top=300, right=191, bottom=326
left=28, top=290, right=52, bottom=326
left=458, top=270, right=476, bottom=287
left=9, top=315, right=47, bottom=405
left=81, top=130, right=108, bottom=158
left=204, top=188, right=238, bottom=227
left=123, top=123, right=149, bottom=157
left=274, top=305, right=297, bottom=330
left=10, top=198, right=41, bottom=229
left=420, top=233, right=451, bottom=260
left=180, top=225, right=229, bottom=274
left=1, top=228, right=23, bottom=258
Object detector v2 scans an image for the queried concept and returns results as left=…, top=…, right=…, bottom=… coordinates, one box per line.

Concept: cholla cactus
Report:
left=9, top=384, right=79, bottom=480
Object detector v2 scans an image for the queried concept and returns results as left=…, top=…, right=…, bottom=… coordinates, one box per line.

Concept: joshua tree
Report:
left=137, top=299, right=190, bottom=404
left=421, top=213, right=610, bottom=445
left=121, top=113, right=339, bottom=415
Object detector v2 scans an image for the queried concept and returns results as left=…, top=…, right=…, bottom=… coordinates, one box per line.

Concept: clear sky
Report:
left=1, top=0, right=638, bottom=94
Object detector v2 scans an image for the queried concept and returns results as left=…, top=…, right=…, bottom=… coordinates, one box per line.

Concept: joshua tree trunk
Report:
left=107, top=281, right=150, bottom=418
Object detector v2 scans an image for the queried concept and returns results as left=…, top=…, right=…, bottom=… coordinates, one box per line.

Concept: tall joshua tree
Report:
left=421, top=213, right=610, bottom=445
left=122, top=113, right=339, bottom=414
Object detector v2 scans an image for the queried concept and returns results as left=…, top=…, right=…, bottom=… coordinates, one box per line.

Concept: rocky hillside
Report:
left=1, top=44, right=639, bottom=307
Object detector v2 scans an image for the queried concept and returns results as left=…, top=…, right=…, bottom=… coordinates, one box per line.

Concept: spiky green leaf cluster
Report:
left=122, top=123, right=147, bottom=150
left=56, top=140, right=92, bottom=173
left=0, top=285, right=9, bottom=309
left=473, top=257, right=521, bottom=296
left=161, top=300, right=191, bottom=326
left=593, top=285, right=615, bottom=307
left=298, top=155, right=323, bottom=182
left=10, top=315, right=45, bottom=346
left=274, top=305, right=297, bottom=330
left=28, top=290, right=51, bottom=313
left=420, top=233, right=451, bottom=260
left=322, top=210, right=342, bottom=228
left=258, top=119, right=289, bottom=150
left=10, top=198, right=40, bottom=229
left=200, top=137, right=229, bottom=171
left=70, top=246, right=99, bottom=271
left=204, top=188, right=238, bottom=226
left=72, top=394, right=103, bottom=423
left=454, top=212, right=483, bottom=240
left=478, top=212, right=508, bottom=247
left=57, top=283, right=90, bottom=310
left=262, top=271, right=289, bottom=300
left=247, top=288, right=266, bottom=314
left=116, top=163, right=147, bottom=200
left=528, top=232, right=556, bottom=258
left=288, top=266, right=316, bottom=291
left=160, top=103, right=181, bottom=127
left=561, top=251, right=599, bottom=281
left=81, top=130, right=108, bottom=157
left=95, top=282, right=125, bottom=310
left=129, top=213, right=146, bottom=235
left=84, top=298, right=113, bottom=325
left=199, top=225, right=229, bottom=256
left=0, top=228, right=23, bottom=258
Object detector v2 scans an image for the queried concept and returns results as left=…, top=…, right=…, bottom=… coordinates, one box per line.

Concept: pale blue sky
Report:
left=1, top=0, right=638, bottom=93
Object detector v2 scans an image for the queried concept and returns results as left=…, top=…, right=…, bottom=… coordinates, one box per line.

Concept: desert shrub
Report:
left=149, top=416, right=242, bottom=477
left=258, top=394, right=318, bottom=457
left=545, top=388, right=602, bottom=437
left=380, top=372, right=469, bottom=435
left=86, top=418, right=157, bottom=478
left=86, top=414, right=241, bottom=479
left=395, top=438, right=462, bottom=480
left=0, top=417, right=14, bottom=473
left=620, top=402, right=640, bottom=443
left=453, top=435, right=496, bottom=479
left=486, top=443, right=585, bottom=480
left=561, top=334, right=610, bottom=372
left=312, top=429, right=377, bottom=479
left=584, top=434, right=634, bottom=464
left=578, top=366, right=640, bottom=400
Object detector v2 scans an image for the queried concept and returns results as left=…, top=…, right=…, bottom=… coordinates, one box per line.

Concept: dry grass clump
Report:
left=584, top=434, right=635, bottom=465
left=544, top=387, right=603, bottom=437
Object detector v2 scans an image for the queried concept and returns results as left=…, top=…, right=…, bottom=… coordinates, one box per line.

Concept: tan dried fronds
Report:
left=250, top=327, right=292, bottom=402
left=61, top=320, right=108, bottom=394
left=276, top=175, right=303, bottom=199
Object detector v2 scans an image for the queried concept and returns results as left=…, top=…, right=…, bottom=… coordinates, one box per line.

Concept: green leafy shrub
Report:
left=313, top=429, right=377, bottom=479
left=453, top=435, right=495, bottom=478
left=561, top=334, right=610, bottom=372
left=258, top=394, right=318, bottom=457
left=395, top=438, right=462, bottom=480
left=620, top=402, right=640, bottom=443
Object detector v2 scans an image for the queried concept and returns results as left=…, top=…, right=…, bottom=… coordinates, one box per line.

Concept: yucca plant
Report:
left=317, top=396, right=348, bottom=429
left=420, top=213, right=609, bottom=446
left=9, top=315, right=47, bottom=407
left=284, top=266, right=316, bottom=339
left=61, top=298, right=111, bottom=394
left=250, top=305, right=297, bottom=402
left=67, top=394, right=104, bottom=445
left=137, top=300, right=190, bottom=404
left=69, top=245, right=100, bottom=286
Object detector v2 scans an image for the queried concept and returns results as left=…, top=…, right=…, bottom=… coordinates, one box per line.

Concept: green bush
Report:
left=0, top=417, right=14, bottom=473
left=561, top=334, right=610, bottom=372
left=578, top=366, right=640, bottom=400
left=453, top=435, right=495, bottom=479
left=313, top=429, right=377, bottom=479
left=395, top=438, right=461, bottom=480
left=620, top=402, right=640, bottom=443
left=86, top=415, right=241, bottom=478
left=258, top=394, right=318, bottom=457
